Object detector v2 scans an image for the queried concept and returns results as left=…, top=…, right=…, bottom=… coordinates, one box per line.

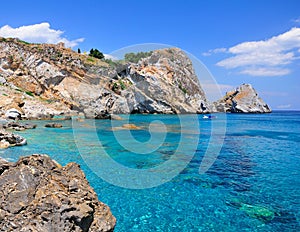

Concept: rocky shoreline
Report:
left=0, top=154, right=116, bottom=231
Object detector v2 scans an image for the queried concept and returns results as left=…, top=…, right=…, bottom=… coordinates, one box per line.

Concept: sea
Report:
left=1, top=111, right=299, bottom=231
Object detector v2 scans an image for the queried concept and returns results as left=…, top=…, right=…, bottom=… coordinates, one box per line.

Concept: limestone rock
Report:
left=0, top=154, right=116, bottom=231
left=214, top=84, right=271, bottom=113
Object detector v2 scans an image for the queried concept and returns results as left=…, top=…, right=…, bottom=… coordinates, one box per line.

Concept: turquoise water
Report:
left=1, top=112, right=300, bottom=231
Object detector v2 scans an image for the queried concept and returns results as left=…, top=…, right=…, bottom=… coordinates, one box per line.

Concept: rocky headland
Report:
left=0, top=37, right=271, bottom=120
left=0, top=154, right=116, bottom=231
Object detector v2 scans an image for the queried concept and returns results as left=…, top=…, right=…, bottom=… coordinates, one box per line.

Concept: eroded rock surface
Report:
left=0, top=154, right=116, bottom=231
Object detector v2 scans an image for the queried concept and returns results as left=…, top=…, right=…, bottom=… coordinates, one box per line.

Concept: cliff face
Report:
left=214, top=84, right=271, bottom=113
left=0, top=38, right=210, bottom=119
left=0, top=154, right=116, bottom=231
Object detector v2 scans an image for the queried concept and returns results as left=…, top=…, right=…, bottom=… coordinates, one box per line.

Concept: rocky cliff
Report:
left=0, top=38, right=210, bottom=119
left=214, top=84, right=271, bottom=113
left=0, top=154, right=116, bottom=231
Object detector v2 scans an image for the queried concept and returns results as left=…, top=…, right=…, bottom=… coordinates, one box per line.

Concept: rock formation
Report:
left=1, top=121, right=37, bottom=131
left=0, top=154, right=116, bottom=231
left=0, top=130, right=27, bottom=148
left=214, top=84, right=271, bottom=113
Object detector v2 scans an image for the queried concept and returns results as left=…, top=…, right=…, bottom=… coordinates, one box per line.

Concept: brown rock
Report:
left=45, top=123, right=63, bottom=128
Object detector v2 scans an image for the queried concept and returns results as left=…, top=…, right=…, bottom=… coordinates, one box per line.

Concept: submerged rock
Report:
left=226, top=198, right=275, bottom=222
left=240, top=203, right=275, bottom=222
left=0, top=154, right=116, bottom=231
left=214, top=84, right=271, bottom=113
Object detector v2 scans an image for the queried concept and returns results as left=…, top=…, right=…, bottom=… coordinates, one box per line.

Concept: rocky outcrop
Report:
left=1, top=122, right=37, bottom=131
left=120, top=48, right=209, bottom=113
left=0, top=154, right=116, bottom=231
left=214, top=84, right=271, bottom=113
left=0, top=130, right=27, bottom=148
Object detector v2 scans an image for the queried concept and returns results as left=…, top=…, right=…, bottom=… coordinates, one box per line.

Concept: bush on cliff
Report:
left=89, top=48, right=104, bottom=59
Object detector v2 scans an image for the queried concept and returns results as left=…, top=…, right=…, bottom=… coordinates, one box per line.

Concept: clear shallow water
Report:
left=1, top=111, right=300, bottom=231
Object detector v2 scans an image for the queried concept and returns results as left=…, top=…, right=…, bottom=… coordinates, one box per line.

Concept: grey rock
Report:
left=0, top=154, right=116, bottom=231
left=0, top=130, right=27, bottom=148
left=2, top=122, right=37, bottom=131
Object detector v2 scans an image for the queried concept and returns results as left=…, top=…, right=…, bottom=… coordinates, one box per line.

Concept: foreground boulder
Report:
left=0, top=154, right=116, bottom=231
left=214, top=84, right=271, bottom=113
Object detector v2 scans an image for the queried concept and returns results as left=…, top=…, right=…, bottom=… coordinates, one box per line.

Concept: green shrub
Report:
left=19, top=40, right=30, bottom=45
left=178, top=84, right=188, bottom=94
left=119, top=80, right=126, bottom=90
left=25, top=91, right=34, bottom=97
left=89, top=48, right=104, bottom=59
left=87, top=57, right=95, bottom=63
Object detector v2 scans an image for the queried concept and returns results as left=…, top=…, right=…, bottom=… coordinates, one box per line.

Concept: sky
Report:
left=0, top=0, right=299, bottom=110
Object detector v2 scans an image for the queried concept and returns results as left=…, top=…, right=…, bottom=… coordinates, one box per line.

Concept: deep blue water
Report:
left=1, top=111, right=300, bottom=231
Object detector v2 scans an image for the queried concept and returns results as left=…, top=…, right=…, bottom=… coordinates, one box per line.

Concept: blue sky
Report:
left=0, top=0, right=299, bottom=109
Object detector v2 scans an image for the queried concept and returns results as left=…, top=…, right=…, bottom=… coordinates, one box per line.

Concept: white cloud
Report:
left=213, top=27, right=300, bottom=76
left=240, top=67, right=291, bottom=76
left=292, top=17, right=300, bottom=24
left=104, top=54, right=119, bottom=61
left=276, top=104, right=292, bottom=109
left=0, top=22, right=84, bottom=48
left=202, top=48, right=227, bottom=56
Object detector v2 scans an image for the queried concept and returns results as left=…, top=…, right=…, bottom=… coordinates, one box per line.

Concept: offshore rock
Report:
left=45, top=123, right=63, bottom=128
left=214, top=84, right=271, bottom=113
left=0, top=154, right=116, bottom=231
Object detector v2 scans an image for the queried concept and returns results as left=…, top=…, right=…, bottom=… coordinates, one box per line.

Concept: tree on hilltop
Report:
left=89, top=48, right=104, bottom=59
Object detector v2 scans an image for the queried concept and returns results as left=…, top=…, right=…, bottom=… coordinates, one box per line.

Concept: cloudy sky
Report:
left=0, top=0, right=299, bottom=109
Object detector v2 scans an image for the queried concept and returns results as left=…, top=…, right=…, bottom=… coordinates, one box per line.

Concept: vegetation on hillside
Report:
left=124, top=51, right=153, bottom=63
left=89, top=48, right=104, bottom=59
